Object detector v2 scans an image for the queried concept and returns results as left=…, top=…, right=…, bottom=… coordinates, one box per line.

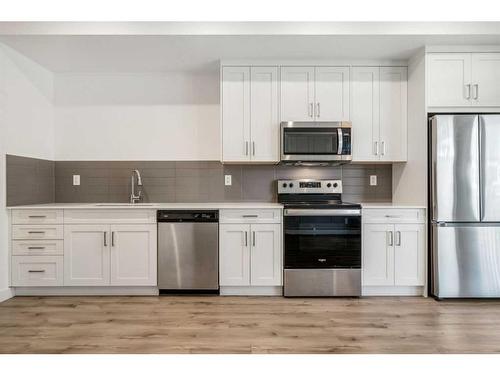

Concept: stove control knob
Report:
left=327, top=183, right=332, bottom=188
left=282, top=183, right=288, bottom=188
left=289, top=183, right=294, bottom=188
left=333, top=183, right=338, bottom=188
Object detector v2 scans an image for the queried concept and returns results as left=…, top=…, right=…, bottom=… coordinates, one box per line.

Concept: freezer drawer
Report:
left=432, top=223, right=500, bottom=298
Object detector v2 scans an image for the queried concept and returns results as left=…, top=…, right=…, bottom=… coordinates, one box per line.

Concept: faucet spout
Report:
left=130, top=169, right=143, bottom=203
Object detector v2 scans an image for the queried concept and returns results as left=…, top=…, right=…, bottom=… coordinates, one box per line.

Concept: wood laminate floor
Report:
left=1, top=296, right=500, bottom=354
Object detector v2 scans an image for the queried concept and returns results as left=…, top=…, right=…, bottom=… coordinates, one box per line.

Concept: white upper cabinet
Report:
left=222, top=66, right=279, bottom=163
left=351, top=66, right=407, bottom=162
left=379, top=67, right=407, bottom=162
left=281, top=66, right=349, bottom=122
left=471, top=53, right=500, bottom=106
left=351, top=67, right=380, bottom=161
left=280, top=66, right=315, bottom=121
left=315, top=67, right=350, bottom=121
left=427, top=52, right=500, bottom=107
left=222, top=67, right=251, bottom=162
left=250, top=67, right=279, bottom=162
left=427, top=53, right=471, bottom=107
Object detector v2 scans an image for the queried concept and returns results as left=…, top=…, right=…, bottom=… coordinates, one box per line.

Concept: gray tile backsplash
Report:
left=6, top=156, right=392, bottom=205
left=6, top=155, right=55, bottom=206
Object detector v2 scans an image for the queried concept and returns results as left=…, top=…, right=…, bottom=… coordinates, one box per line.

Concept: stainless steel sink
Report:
left=94, top=203, right=156, bottom=207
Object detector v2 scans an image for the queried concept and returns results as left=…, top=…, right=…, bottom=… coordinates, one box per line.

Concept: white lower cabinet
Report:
left=219, top=221, right=282, bottom=293
left=362, top=208, right=426, bottom=295
left=64, top=223, right=157, bottom=287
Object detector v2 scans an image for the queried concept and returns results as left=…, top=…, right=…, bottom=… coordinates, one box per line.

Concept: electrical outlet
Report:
left=370, top=175, right=377, bottom=186
left=224, top=175, right=232, bottom=186
left=73, top=175, right=80, bottom=186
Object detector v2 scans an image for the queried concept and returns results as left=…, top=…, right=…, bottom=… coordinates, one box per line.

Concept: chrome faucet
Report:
left=130, top=169, right=143, bottom=203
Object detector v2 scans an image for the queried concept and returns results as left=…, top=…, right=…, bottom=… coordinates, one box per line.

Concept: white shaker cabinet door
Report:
left=315, top=66, right=350, bottom=121
left=110, top=224, right=157, bottom=286
left=362, top=224, right=395, bottom=286
left=394, top=224, right=425, bottom=286
left=222, top=66, right=251, bottom=162
left=427, top=53, right=472, bottom=107
left=219, top=224, right=251, bottom=286
left=379, top=67, right=407, bottom=162
left=250, top=67, right=279, bottom=162
left=250, top=224, right=282, bottom=286
left=280, top=66, right=315, bottom=121
left=471, top=53, right=500, bottom=107
left=350, top=66, right=380, bottom=161
left=64, top=225, right=110, bottom=286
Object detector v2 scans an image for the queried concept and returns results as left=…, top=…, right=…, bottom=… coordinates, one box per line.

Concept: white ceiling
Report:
left=1, top=22, right=500, bottom=73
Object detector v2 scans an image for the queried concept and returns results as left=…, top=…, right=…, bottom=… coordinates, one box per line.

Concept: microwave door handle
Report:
left=337, top=128, right=343, bottom=155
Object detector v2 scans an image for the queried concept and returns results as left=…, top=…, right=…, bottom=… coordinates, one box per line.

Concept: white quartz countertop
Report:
left=360, top=202, right=427, bottom=209
left=6, top=202, right=284, bottom=210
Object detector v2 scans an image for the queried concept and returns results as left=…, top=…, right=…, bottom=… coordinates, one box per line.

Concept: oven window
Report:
left=283, top=128, right=339, bottom=155
left=284, top=215, right=361, bottom=269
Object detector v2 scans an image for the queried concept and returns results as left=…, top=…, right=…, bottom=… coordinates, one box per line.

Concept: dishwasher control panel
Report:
left=157, top=210, right=219, bottom=222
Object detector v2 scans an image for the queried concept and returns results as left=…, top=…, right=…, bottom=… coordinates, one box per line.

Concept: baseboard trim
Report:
left=14, top=286, right=159, bottom=296
left=362, top=286, right=424, bottom=296
left=0, top=288, right=14, bottom=303
left=220, top=286, right=283, bottom=296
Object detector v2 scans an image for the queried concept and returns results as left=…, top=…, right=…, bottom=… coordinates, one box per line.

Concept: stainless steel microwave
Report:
left=280, top=121, right=352, bottom=163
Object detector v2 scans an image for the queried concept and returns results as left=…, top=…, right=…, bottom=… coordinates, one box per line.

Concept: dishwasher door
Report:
left=158, top=222, right=219, bottom=291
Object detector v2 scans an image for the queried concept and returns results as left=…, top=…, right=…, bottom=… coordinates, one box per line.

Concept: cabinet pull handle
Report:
left=381, top=141, right=386, bottom=156
left=384, top=215, right=401, bottom=218
left=374, top=141, right=379, bottom=156
left=28, top=270, right=45, bottom=273
left=309, top=103, right=313, bottom=118
left=244, top=231, right=248, bottom=247
left=465, top=84, right=471, bottom=99
left=28, top=231, right=45, bottom=234
left=28, top=246, right=46, bottom=250
left=316, top=102, right=320, bottom=118
left=252, top=231, right=256, bottom=247
left=111, top=231, right=115, bottom=247
left=28, top=215, right=46, bottom=218
left=252, top=141, right=255, bottom=156
left=474, top=84, right=479, bottom=100
left=245, top=141, right=249, bottom=156
left=104, top=232, right=108, bottom=247
left=242, top=215, right=258, bottom=218
left=396, top=231, right=401, bottom=246
left=388, top=231, right=393, bottom=246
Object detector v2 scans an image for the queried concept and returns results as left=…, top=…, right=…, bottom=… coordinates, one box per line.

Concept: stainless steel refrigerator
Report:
left=430, top=114, right=500, bottom=298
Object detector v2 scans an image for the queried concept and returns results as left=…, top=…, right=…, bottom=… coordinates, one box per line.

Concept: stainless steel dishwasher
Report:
left=157, top=210, right=219, bottom=294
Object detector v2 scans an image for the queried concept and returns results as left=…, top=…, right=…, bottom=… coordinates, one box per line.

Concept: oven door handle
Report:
left=284, top=209, right=361, bottom=216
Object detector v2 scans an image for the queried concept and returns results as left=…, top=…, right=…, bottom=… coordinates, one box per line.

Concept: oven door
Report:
left=284, top=209, right=361, bottom=269
left=281, top=122, right=351, bottom=162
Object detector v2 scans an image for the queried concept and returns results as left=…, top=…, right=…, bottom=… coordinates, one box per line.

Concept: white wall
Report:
left=0, top=44, right=54, bottom=301
left=54, top=72, right=219, bottom=161
left=392, top=50, right=427, bottom=205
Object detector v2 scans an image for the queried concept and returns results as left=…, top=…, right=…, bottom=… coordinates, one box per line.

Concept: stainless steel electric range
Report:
left=278, top=179, right=362, bottom=297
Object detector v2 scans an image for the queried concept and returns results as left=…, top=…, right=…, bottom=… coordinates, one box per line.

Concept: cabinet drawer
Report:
left=220, top=209, right=282, bottom=224
left=12, top=225, right=64, bottom=240
left=362, top=208, right=425, bottom=224
left=12, top=209, right=63, bottom=224
left=64, top=209, right=156, bottom=224
left=11, top=256, right=63, bottom=286
left=12, top=240, right=64, bottom=256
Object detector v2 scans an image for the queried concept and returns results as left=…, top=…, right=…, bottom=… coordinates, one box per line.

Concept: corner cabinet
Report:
left=221, top=66, right=279, bottom=163
left=219, top=209, right=282, bottom=295
left=427, top=52, right=500, bottom=107
left=362, top=207, right=426, bottom=296
left=280, top=66, right=350, bottom=121
left=351, top=66, right=407, bottom=162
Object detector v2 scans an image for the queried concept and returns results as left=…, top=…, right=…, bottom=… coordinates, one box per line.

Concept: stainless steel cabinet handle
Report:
left=245, top=141, right=249, bottom=156
left=104, top=232, right=108, bottom=247
left=28, top=215, right=47, bottom=218
left=396, top=231, right=401, bottom=246
left=28, top=246, right=46, bottom=250
left=252, top=141, right=255, bottom=156
left=252, top=231, right=256, bottom=247
left=474, top=84, right=479, bottom=100
left=309, top=103, right=313, bottom=118
left=28, top=231, right=45, bottom=234
left=385, top=215, right=401, bottom=218
left=381, top=141, right=386, bottom=156
left=111, top=232, right=115, bottom=247
left=374, top=141, right=379, bottom=156
left=465, top=84, right=471, bottom=99
left=242, top=215, right=258, bottom=218
left=244, top=231, right=248, bottom=247
left=388, top=231, right=393, bottom=246
left=317, top=102, right=320, bottom=118
left=28, top=270, right=45, bottom=273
